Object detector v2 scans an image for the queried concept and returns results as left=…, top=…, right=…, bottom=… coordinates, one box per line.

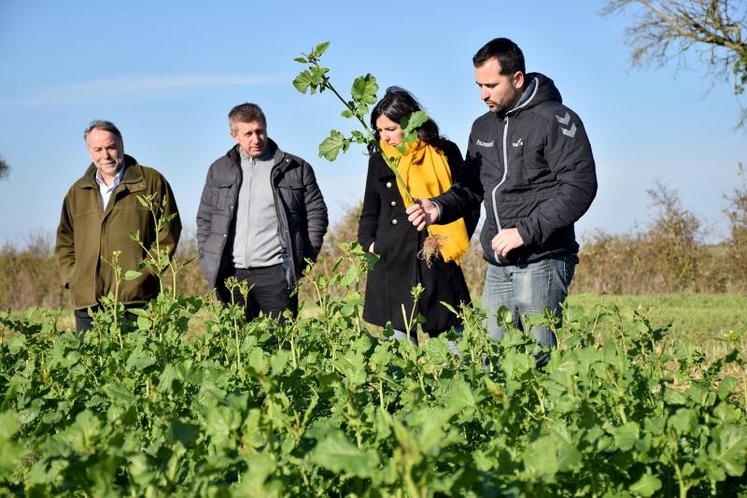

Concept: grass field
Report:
left=23, top=293, right=747, bottom=358
left=566, top=293, right=747, bottom=356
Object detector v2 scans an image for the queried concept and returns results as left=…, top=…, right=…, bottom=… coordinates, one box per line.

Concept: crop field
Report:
left=1, top=246, right=745, bottom=497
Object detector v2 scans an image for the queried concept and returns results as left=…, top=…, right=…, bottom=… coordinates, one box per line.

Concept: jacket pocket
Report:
left=278, top=185, right=305, bottom=213
left=211, top=183, right=234, bottom=210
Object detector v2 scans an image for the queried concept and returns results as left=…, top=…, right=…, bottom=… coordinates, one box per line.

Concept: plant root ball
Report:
left=418, top=234, right=444, bottom=268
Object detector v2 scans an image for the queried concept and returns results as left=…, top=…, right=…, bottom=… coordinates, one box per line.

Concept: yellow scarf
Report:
left=380, top=139, right=469, bottom=263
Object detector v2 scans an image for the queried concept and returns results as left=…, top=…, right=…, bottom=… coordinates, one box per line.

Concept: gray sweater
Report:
left=232, top=149, right=284, bottom=268
left=196, top=139, right=329, bottom=290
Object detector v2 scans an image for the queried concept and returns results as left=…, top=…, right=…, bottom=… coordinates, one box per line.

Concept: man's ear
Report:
left=512, top=71, right=525, bottom=89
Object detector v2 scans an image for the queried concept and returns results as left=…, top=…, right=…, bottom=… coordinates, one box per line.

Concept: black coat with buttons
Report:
left=196, top=140, right=328, bottom=291
left=357, top=140, right=475, bottom=335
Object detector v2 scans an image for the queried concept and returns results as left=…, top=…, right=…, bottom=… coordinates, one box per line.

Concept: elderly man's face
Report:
left=86, top=129, right=124, bottom=183
left=231, top=120, right=267, bottom=158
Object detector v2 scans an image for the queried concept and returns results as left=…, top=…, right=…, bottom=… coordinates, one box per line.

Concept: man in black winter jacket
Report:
left=407, top=38, right=597, bottom=349
left=196, top=103, right=328, bottom=321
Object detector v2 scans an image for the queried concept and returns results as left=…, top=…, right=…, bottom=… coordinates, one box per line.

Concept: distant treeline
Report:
left=2, top=180, right=745, bottom=311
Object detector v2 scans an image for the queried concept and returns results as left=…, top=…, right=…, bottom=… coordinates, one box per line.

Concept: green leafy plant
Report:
left=129, top=193, right=186, bottom=298
left=293, top=42, right=444, bottom=263
left=1, top=245, right=746, bottom=497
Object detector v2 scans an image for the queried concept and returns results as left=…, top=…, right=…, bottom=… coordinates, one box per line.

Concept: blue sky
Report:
left=1, top=0, right=745, bottom=247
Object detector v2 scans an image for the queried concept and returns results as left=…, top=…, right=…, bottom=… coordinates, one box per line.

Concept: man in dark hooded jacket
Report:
left=407, top=37, right=597, bottom=349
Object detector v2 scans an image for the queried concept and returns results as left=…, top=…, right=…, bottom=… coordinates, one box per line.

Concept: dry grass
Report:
left=2, top=179, right=746, bottom=309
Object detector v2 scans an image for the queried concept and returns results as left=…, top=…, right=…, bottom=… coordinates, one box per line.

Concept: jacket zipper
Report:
left=490, top=116, right=510, bottom=262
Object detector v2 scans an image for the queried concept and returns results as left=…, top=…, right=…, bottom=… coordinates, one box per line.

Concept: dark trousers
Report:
left=216, top=264, right=298, bottom=322
left=74, top=305, right=142, bottom=335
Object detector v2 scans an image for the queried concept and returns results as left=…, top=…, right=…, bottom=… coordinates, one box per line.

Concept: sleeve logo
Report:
left=555, top=112, right=577, bottom=138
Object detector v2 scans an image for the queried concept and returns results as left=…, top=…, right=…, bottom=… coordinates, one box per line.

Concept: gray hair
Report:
left=228, top=103, right=266, bottom=132
left=84, top=120, right=123, bottom=141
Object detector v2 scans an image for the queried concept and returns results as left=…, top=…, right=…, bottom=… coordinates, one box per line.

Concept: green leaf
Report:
left=128, top=307, right=150, bottom=318
left=236, top=454, right=281, bottom=497
left=630, top=471, right=662, bottom=497
left=0, top=412, right=24, bottom=475
left=401, top=110, right=428, bottom=133
left=613, top=421, right=640, bottom=451
left=350, top=130, right=371, bottom=145
left=440, top=301, right=458, bottom=315
left=168, top=420, right=200, bottom=448
left=309, top=65, right=329, bottom=88
left=293, top=56, right=308, bottom=64
left=415, top=407, right=454, bottom=453
left=362, top=250, right=380, bottom=269
left=708, top=424, right=747, bottom=477
left=501, top=349, right=533, bottom=379
left=311, top=41, right=330, bottom=59
left=127, top=350, right=156, bottom=371
left=351, top=74, right=378, bottom=105
left=205, top=406, right=241, bottom=445
left=104, top=382, right=137, bottom=406
left=717, top=376, right=738, bottom=399
left=124, top=270, right=142, bottom=281
left=62, top=410, right=100, bottom=453
left=423, top=336, right=449, bottom=366
left=293, top=70, right=314, bottom=94
left=556, top=443, right=582, bottom=472
left=7, top=334, right=26, bottom=354
left=248, top=347, right=268, bottom=376
left=496, top=305, right=513, bottom=326
left=522, top=436, right=559, bottom=481
left=663, top=387, right=687, bottom=406
left=269, top=350, right=290, bottom=377
left=319, top=130, right=346, bottom=161
left=309, top=430, right=380, bottom=478
left=713, top=402, right=742, bottom=424
left=668, top=408, right=698, bottom=435
left=0, top=411, right=20, bottom=440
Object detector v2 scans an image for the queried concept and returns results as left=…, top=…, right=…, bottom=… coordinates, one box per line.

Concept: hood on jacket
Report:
left=506, top=72, right=562, bottom=117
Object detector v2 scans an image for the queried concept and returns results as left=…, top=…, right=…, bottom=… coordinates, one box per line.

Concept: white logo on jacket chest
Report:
left=476, top=139, right=494, bottom=147
left=512, top=138, right=523, bottom=147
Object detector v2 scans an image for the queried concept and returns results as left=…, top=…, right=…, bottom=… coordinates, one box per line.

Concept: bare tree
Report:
left=604, top=0, right=747, bottom=99
left=0, top=156, right=9, bottom=179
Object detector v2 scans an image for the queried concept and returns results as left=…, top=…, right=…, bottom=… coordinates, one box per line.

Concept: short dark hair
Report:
left=473, top=37, right=526, bottom=75
left=369, top=87, right=441, bottom=153
left=228, top=103, right=266, bottom=131
left=84, top=120, right=122, bottom=141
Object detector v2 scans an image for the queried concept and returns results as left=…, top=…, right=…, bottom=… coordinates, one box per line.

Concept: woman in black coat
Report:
left=357, top=87, right=478, bottom=342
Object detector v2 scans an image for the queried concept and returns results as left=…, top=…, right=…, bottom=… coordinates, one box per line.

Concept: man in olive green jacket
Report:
left=55, top=120, right=181, bottom=333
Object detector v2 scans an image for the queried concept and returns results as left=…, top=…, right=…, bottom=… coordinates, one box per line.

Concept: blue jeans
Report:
left=482, top=255, right=576, bottom=348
